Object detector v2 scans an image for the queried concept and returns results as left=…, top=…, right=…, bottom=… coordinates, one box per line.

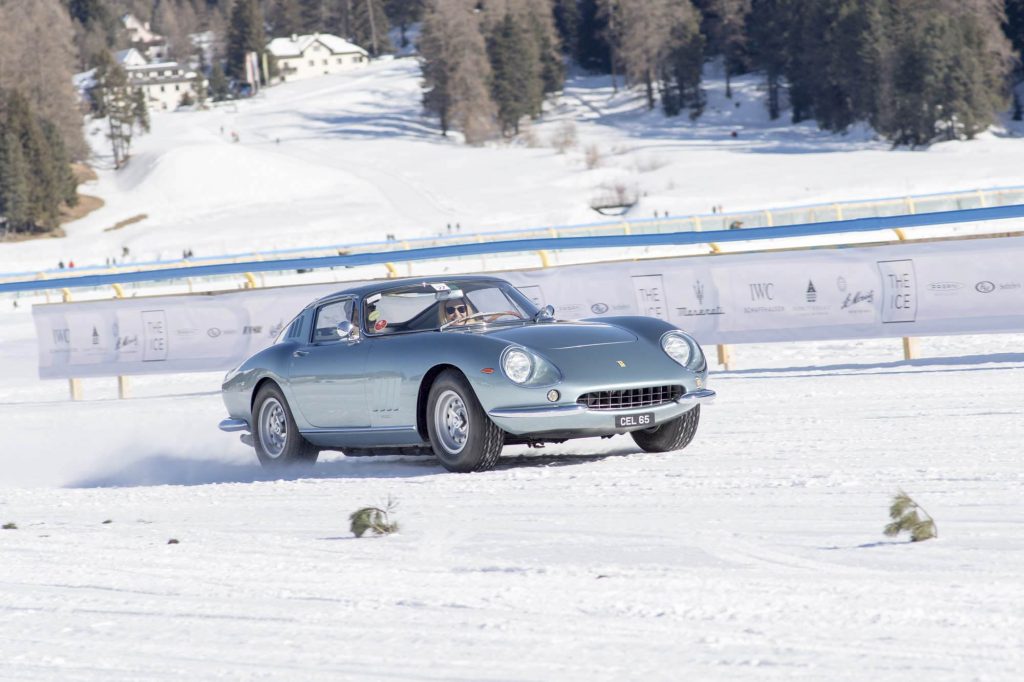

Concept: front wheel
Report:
left=631, top=406, right=701, bottom=453
left=426, top=370, right=504, bottom=472
left=253, top=384, right=319, bottom=467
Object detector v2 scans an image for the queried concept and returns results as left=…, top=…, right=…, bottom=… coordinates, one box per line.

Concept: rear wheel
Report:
left=631, top=405, right=701, bottom=453
left=426, top=370, right=503, bottom=472
left=253, top=384, right=319, bottom=467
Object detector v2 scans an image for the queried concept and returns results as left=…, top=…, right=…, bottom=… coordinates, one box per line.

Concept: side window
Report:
left=285, top=314, right=305, bottom=341
left=313, top=299, right=355, bottom=343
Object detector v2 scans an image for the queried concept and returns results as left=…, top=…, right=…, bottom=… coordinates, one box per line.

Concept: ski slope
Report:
left=5, top=57, right=1024, bottom=273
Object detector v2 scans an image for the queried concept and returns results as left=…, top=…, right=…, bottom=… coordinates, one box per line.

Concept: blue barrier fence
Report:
left=2, top=203, right=1023, bottom=295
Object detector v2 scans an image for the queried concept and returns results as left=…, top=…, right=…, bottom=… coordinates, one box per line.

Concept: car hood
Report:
left=483, top=321, right=637, bottom=351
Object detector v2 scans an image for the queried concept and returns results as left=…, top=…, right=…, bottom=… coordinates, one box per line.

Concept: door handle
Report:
left=292, top=350, right=309, bottom=358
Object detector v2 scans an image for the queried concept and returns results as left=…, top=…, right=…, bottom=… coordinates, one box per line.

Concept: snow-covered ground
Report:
left=2, top=56, right=1024, bottom=680
left=4, top=57, right=1024, bottom=276
left=2, top=305, right=1023, bottom=679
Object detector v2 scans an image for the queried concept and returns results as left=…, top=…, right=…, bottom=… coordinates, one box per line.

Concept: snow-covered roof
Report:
left=266, top=33, right=369, bottom=59
left=114, top=48, right=148, bottom=67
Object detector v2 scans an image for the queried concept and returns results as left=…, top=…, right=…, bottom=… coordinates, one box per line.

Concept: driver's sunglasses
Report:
left=446, top=304, right=467, bottom=314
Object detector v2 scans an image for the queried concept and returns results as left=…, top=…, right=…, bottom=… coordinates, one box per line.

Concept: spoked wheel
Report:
left=253, top=384, right=319, bottom=467
left=631, top=405, right=701, bottom=453
left=426, top=370, right=503, bottom=473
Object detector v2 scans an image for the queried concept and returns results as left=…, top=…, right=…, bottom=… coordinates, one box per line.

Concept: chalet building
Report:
left=266, top=33, right=369, bottom=82
left=115, top=48, right=205, bottom=111
left=121, top=13, right=167, bottom=61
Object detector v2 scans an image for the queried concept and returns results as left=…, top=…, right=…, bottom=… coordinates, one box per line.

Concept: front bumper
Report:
left=488, top=388, right=715, bottom=436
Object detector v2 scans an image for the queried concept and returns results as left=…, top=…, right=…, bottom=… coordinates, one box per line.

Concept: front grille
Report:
left=577, top=385, right=683, bottom=410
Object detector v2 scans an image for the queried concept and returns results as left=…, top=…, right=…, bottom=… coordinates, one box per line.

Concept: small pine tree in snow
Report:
left=884, top=490, right=937, bottom=542
left=350, top=498, right=399, bottom=538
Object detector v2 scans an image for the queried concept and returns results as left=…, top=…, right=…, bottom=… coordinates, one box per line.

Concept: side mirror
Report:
left=536, top=304, right=555, bottom=320
left=336, top=320, right=357, bottom=339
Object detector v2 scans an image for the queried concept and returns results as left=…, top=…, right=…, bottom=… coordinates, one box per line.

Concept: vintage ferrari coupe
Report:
left=219, top=275, right=715, bottom=472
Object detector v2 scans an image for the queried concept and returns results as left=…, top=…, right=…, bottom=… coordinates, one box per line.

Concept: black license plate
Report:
left=616, top=412, right=654, bottom=428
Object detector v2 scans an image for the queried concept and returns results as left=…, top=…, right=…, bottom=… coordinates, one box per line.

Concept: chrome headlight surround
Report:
left=500, top=346, right=561, bottom=386
left=661, top=331, right=707, bottom=373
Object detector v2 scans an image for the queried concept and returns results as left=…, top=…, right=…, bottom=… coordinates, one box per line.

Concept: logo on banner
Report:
left=929, top=281, right=964, bottom=294
left=91, top=327, right=100, bottom=345
left=142, top=310, right=169, bottom=362
left=975, top=281, right=995, bottom=294
left=676, top=278, right=724, bottom=317
left=632, top=274, right=668, bottom=320
left=836, top=276, right=848, bottom=292
left=52, top=328, right=71, bottom=346
left=841, top=290, right=874, bottom=310
left=749, top=283, right=775, bottom=301
left=207, top=327, right=222, bottom=338
left=242, top=325, right=263, bottom=335
left=116, top=335, right=139, bottom=350
left=744, top=281, right=783, bottom=314
left=268, top=320, right=285, bottom=338
left=590, top=303, right=609, bottom=314
left=878, top=260, right=917, bottom=323
left=805, top=281, right=817, bottom=303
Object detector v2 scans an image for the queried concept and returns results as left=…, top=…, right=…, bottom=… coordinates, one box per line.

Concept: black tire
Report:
left=631, top=405, right=701, bottom=453
left=252, top=383, right=319, bottom=467
left=426, top=369, right=503, bottom=473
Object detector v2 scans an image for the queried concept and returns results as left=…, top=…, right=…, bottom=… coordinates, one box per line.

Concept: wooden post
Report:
left=717, top=344, right=732, bottom=371
left=902, top=337, right=918, bottom=361
left=118, top=375, right=131, bottom=399
left=69, top=378, right=83, bottom=401
left=112, top=283, right=129, bottom=398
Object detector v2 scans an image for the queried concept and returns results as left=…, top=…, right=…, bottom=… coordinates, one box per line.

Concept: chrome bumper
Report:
left=488, top=389, right=716, bottom=419
left=219, top=418, right=249, bottom=432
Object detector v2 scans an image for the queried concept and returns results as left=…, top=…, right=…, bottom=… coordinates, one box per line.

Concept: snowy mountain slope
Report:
left=3, top=57, right=1024, bottom=273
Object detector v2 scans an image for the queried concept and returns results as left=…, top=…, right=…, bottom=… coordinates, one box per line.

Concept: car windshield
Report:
left=363, top=281, right=538, bottom=335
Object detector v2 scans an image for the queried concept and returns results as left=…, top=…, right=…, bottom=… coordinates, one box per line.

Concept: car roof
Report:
left=306, top=275, right=510, bottom=309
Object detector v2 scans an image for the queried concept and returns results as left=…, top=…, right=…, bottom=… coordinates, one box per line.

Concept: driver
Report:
left=443, top=299, right=470, bottom=325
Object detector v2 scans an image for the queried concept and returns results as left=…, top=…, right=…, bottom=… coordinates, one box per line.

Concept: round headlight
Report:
left=662, top=333, right=692, bottom=367
left=503, top=348, right=534, bottom=384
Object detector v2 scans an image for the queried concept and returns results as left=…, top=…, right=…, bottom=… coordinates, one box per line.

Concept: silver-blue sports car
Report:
left=219, top=275, right=715, bottom=472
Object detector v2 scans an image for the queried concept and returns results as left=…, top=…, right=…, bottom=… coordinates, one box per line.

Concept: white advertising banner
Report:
left=32, top=236, right=1024, bottom=378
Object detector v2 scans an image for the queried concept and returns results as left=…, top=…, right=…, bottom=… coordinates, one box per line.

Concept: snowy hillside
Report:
left=4, top=57, right=1024, bottom=272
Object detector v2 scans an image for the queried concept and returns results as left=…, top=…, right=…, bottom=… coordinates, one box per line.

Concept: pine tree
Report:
left=226, top=0, right=267, bottom=81
left=386, top=0, right=424, bottom=48
left=209, top=62, right=230, bottom=101
left=660, top=2, right=705, bottom=118
left=352, top=0, right=392, bottom=55
left=419, top=0, right=497, bottom=143
left=488, top=13, right=539, bottom=135
left=615, top=0, right=701, bottom=112
left=132, top=90, right=150, bottom=132
left=270, top=0, right=303, bottom=36
left=694, top=0, right=750, bottom=98
left=747, top=0, right=789, bottom=119
left=577, top=0, right=613, bottom=71
left=40, top=119, right=78, bottom=207
left=192, top=71, right=209, bottom=108
left=875, top=0, right=1011, bottom=146
left=552, top=0, right=581, bottom=57
left=98, top=65, right=135, bottom=168
left=0, top=123, right=32, bottom=234
left=299, top=0, right=326, bottom=32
